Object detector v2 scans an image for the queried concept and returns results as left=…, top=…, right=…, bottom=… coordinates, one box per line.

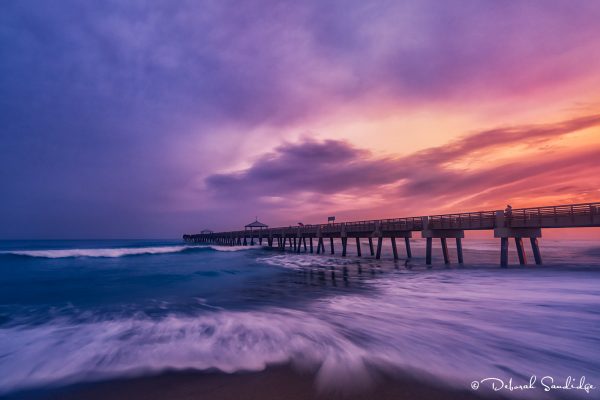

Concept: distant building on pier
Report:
left=245, top=218, right=268, bottom=233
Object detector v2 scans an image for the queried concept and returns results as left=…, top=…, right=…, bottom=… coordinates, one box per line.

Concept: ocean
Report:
left=0, top=239, right=599, bottom=398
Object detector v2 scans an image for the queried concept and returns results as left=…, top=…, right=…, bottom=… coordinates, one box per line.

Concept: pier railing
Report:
left=187, top=201, right=600, bottom=238
left=427, top=211, right=497, bottom=230
left=508, top=202, right=600, bottom=228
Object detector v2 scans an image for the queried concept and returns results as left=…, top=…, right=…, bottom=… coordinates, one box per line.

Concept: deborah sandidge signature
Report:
left=471, top=376, right=596, bottom=394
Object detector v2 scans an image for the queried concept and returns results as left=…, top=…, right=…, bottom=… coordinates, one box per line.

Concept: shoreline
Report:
left=3, top=365, right=508, bottom=400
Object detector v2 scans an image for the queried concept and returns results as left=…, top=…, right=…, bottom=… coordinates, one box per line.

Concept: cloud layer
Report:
left=206, top=114, right=600, bottom=220
left=1, top=0, right=599, bottom=237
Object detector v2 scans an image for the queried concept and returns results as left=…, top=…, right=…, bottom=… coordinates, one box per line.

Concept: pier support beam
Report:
left=456, top=238, right=464, bottom=264
left=530, top=238, right=542, bottom=265
left=310, top=237, right=314, bottom=253
left=391, top=237, right=398, bottom=260
left=421, top=229, right=464, bottom=266
left=243, top=237, right=247, bottom=246
left=515, top=237, right=527, bottom=265
left=426, top=238, right=432, bottom=266
left=440, top=238, right=449, bottom=264
left=500, top=237, right=509, bottom=267
left=405, top=237, right=412, bottom=259
left=368, top=237, right=374, bottom=256
left=342, top=237, right=347, bottom=256
left=317, top=237, right=324, bottom=254
left=356, top=237, right=362, bottom=257
left=303, top=237, right=307, bottom=252
left=376, top=236, right=383, bottom=259
left=494, top=227, right=542, bottom=267
left=330, top=237, right=335, bottom=254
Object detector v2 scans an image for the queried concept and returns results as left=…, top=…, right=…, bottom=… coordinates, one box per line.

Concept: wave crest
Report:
left=0, top=245, right=260, bottom=259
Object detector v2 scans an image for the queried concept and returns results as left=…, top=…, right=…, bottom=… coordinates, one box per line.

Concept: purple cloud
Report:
left=205, top=114, right=600, bottom=219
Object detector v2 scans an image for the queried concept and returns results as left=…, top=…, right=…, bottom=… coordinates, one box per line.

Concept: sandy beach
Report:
left=4, top=365, right=508, bottom=400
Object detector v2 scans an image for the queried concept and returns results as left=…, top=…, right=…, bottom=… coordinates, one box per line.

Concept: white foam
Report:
left=258, top=254, right=373, bottom=270
left=0, top=309, right=369, bottom=394
left=0, top=277, right=598, bottom=397
left=208, top=244, right=263, bottom=252
left=1, top=245, right=258, bottom=258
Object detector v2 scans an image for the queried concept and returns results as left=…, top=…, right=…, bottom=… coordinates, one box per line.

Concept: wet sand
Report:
left=4, top=365, right=507, bottom=400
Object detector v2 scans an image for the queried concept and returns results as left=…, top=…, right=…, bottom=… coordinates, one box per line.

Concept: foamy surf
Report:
left=0, top=309, right=369, bottom=394
left=1, top=245, right=259, bottom=258
left=1, top=239, right=599, bottom=399
left=2, top=273, right=598, bottom=397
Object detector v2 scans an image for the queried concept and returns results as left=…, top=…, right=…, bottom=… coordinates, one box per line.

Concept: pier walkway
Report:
left=184, top=202, right=600, bottom=267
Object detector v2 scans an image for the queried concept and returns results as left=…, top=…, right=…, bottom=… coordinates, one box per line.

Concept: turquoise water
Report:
left=0, top=239, right=599, bottom=397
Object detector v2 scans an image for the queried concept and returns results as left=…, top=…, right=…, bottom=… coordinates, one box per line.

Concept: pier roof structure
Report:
left=245, top=220, right=268, bottom=229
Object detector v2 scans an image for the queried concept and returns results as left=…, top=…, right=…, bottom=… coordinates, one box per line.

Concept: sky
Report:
left=1, top=0, right=599, bottom=239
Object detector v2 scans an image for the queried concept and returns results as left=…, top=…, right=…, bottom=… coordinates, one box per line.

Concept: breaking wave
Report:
left=0, top=245, right=260, bottom=259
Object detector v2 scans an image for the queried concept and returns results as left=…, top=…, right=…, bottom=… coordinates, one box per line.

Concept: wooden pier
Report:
left=183, top=202, right=600, bottom=267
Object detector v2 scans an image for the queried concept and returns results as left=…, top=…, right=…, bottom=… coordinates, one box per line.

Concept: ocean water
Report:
left=0, top=239, right=599, bottom=397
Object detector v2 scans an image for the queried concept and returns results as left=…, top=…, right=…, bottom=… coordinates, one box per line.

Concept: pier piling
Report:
left=376, top=236, right=383, bottom=259
left=391, top=237, right=398, bottom=260
left=515, top=237, right=527, bottom=265
left=500, top=237, right=509, bottom=267
left=405, top=237, right=412, bottom=259
left=456, top=238, right=464, bottom=264
left=440, top=238, right=450, bottom=264
left=317, top=237, right=324, bottom=254
left=426, top=237, right=432, bottom=265
left=530, top=238, right=542, bottom=265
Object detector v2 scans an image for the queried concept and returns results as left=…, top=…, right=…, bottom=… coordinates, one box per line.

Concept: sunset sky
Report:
left=1, top=0, right=599, bottom=238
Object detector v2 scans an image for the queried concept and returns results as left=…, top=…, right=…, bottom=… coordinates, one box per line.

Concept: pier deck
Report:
left=184, top=202, right=600, bottom=267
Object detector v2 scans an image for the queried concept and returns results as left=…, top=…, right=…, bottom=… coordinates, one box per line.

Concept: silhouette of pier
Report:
left=183, top=202, right=600, bottom=267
